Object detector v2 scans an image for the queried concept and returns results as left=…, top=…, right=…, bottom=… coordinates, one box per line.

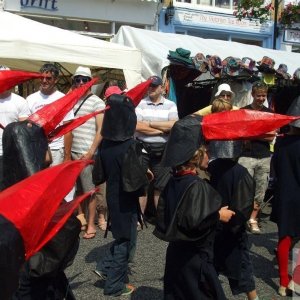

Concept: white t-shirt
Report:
left=27, top=90, right=74, bottom=150
left=0, top=93, right=30, bottom=156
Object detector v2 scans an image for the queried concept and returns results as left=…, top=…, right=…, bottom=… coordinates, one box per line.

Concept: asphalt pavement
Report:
left=65, top=204, right=299, bottom=300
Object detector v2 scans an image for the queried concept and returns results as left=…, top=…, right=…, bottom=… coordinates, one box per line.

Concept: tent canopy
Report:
left=112, top=26, right=300, bottom=81
left=0, top=12, right=142, bottom=88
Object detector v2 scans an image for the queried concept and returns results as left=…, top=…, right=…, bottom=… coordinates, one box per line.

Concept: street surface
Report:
left=65, top=204, right=298, bottom=300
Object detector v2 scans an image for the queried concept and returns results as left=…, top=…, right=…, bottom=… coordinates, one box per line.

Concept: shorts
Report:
left=72, top=152, right=95, bottom=193
left=238, top=156, right=271, bottom=205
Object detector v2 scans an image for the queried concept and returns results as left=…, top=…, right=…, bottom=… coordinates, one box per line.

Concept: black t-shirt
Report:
left=240, top=104, right=272, bottom=158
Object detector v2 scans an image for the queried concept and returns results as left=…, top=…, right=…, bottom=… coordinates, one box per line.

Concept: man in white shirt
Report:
left=27, top=63, right=74, bottom=166
left=71, top=66, right=106, bottom=239
left=135, top=75, right=178, bottom=215
left=0, top=65, right=30, bottom=190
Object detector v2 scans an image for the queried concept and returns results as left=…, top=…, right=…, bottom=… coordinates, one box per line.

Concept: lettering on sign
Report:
left=283, top=28, right=300, bottom=45
left=176, top=11, right=272, bottom=33
left=20, top=0, right=58, bottom=11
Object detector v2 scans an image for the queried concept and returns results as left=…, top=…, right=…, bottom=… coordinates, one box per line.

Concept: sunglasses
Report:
left=42, top=76, right=53, bottom=81
left=74, top=76, right=91, bottom=84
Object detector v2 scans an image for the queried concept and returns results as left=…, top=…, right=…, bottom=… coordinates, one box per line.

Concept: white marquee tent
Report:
left=112, top=26, right=300, bottom=81
left=0, top=11, right=142, bottom=88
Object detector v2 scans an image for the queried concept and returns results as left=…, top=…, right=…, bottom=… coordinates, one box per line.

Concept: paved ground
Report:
left=65, top=204, right=299, bottom=300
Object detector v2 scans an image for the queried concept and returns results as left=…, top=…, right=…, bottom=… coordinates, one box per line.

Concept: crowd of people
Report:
left=0, top=62, right=300, bottom=299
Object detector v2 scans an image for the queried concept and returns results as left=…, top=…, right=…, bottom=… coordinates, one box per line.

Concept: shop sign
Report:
left=176, top=11, right=272, bottom=34
left=20, top=0, right=58, bottom=11
left=283, top=26, right=300, bottom=45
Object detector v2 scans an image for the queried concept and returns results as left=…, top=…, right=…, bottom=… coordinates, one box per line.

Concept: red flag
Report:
left=0, top=70, right=42, bottom=94
left=48, top=107, right=110, bottom=142
left=28, top=78, right=98, bottom=136
left=0, top=160, right=93, bottom=259
left=125, top=79, right=152, bottom=107
left=202, top=109, right=300, bottom=140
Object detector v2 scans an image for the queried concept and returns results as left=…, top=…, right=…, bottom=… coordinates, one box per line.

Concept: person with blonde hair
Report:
left=211, top=96, right=233, bottom=113
left=195, top=83, right=238, bottom=116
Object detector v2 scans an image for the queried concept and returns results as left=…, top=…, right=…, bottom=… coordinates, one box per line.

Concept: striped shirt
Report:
left=135, top=96, right=178, bottom=143
left=71, top=94, right=105, bottom=154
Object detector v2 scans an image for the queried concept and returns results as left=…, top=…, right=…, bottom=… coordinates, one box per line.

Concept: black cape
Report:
left=208, top=158, right=254, bottom=280
left=98, top=138, right=148, bottom=240
left=154, top=174, right=226, bottom=300
left=271, top=135, right=300, bottom=238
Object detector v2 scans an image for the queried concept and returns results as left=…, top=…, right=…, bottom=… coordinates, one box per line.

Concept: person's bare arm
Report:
left=63, top=121, right=73, bottom=161
left=255, top=130, right=276, bottom=142
left=80, top=114, right=103, bottom=160
left=18, top=117, right=28, bottom=121
left=149, top=120, right=176, bottom=133
left=136, top=121, right=164, bottom=136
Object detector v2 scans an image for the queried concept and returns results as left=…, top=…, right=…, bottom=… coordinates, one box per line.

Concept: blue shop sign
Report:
left=20, top=0, right=58, bottom=11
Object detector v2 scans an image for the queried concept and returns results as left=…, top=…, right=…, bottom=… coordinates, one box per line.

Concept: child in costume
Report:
left=208, top=97, right=259, bottom=300
left=154, top=114, right=235, bottom=300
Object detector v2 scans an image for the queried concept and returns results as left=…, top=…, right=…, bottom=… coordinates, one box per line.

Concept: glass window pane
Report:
left=215, top=0, right=230, bottom=8
left=197, top=0, right=212, bottom=6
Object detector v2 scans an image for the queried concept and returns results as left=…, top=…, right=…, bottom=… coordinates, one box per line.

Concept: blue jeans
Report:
left=96, top=215, right=137, bottom=296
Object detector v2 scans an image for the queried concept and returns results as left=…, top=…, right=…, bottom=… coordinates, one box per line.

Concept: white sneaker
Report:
left=247, top=219, right=261, bottom=234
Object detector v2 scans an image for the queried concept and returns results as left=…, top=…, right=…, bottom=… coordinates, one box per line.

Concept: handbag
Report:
left=143, top=142, right=166, bottom=158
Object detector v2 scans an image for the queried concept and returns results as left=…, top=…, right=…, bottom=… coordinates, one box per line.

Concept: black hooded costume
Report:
left=153, top=115, right=226, bottom=300
left=93, top=90, right=150, bottom=296
left=207, top=140, right=255, bottom=295
left=271, top=96, right=300, bottom=238
left=0, top=77, right=98, bottom=300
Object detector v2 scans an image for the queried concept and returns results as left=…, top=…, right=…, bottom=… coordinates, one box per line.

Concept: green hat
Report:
left=168, top=48, right=194, bottom=65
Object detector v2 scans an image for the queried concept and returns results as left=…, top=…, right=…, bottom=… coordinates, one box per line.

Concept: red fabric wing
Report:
left=0, top=160, right=93, bottom=258
left=48, top=107, right=109, bottom=142
left=30, top=188, right=98, bottom=259
left=202, top=109, right=300, bottom=140
left=125, top=79, right=152, bottom=107
left=28, top=78, right=98, bottom=136
left=0, top=70, right=42, bottom=94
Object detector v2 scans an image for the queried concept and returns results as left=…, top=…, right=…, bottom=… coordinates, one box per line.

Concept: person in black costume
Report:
left=207, top=97, right=259, bottom=300
left=154, top=115, right=235, bottom=300
left=271, top=96, right=300, bottom=296
left=94, top=85, right=153, bottom=296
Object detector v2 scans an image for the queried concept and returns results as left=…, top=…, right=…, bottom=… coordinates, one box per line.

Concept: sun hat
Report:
left=242, top=57, right=258, bottom=73
left=207, top=55, right=223, bottom=78
left=214, top=83, right=235, bottom=98
left=168, top=48, right=194, bottom=65
left=104, top=86, right=122, bottom=99
left=276, top=64, right=291, bottom=79
left=293, top=68, right=300, bottom=81
left=193, top=53, right=209, bottom=73
left=257, top=56, right=276, bottom=73
left=73, top=66, right=92, bottom=78
left=222, top=57, right=242, bottom=77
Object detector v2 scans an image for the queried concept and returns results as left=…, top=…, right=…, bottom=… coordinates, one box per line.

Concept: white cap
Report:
left=73, top=66, right=92, bottom=78
left=215, top=83, right=234, bottom=98
left=0, top=65, right=10, bottom=71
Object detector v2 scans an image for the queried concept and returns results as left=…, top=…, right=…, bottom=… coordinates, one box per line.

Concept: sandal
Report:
left=247, top=219, right=261, bottom=234
left=98, top=221, right=107, bottom=231
left=77, top=213, right=87, bottom=231
left=83, top=231, right=96, bottom=239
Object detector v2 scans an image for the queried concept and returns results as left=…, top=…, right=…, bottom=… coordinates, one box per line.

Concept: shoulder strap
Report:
left=74, top=93, right=93, bottom=116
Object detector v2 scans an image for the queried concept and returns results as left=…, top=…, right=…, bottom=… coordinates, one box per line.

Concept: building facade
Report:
left=160, top=0, right=275, bottom=48
left=3, top=0, right=163, bottom=39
